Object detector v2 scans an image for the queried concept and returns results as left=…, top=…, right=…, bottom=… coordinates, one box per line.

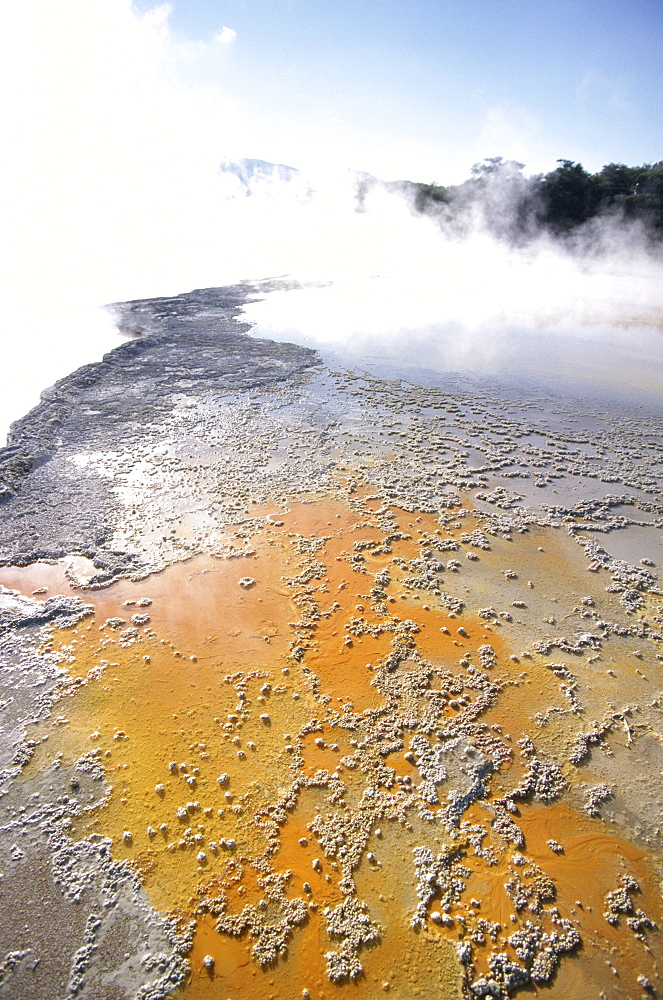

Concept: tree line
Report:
left=403, top=158, right=663, bottom=244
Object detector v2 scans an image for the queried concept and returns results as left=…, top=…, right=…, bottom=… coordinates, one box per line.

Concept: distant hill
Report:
left=219, top=157, right=301, bottom=188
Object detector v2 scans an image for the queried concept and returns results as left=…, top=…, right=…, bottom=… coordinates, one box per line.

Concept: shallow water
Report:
left=1, top=286, right=661, bottom=1000
left=4, top=488, right=662, bottom=1000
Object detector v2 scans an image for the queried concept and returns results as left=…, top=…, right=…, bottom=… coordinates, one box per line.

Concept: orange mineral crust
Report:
left=8, top=485, right=663, bottom=1000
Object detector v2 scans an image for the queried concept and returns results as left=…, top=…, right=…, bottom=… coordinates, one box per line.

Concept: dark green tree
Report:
left=539, top=160, right=600, bottom=232
left=408, top=157, right=663, bottom=241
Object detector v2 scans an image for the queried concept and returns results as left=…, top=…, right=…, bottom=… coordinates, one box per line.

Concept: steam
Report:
left=242, top=170, right=663, bottom=399
left=1, top=2, right=661, bottom=445
left=246, top=203, right=663, bottom=393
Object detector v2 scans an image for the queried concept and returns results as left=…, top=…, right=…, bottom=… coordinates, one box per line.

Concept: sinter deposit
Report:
left=0, top=283, right=661, bottom=1000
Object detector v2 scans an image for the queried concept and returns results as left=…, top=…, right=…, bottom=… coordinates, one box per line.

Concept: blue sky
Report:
left=135, top=0, right=663, bottom=182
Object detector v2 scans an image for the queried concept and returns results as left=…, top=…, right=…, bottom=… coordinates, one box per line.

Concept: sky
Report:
left=137, top=0, right=663, bottom=182
left=0, top=0, right=661, bottom=443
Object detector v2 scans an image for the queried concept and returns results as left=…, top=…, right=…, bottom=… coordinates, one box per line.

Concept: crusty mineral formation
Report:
left=0, top=281, right=661, bottom=1000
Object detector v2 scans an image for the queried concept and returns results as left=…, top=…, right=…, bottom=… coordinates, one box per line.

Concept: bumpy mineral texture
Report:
left=0, top=281, right=661, bottom=1000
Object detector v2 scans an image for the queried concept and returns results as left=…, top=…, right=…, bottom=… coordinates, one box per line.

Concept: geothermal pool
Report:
left=0, top=283, right=661, bottom=1000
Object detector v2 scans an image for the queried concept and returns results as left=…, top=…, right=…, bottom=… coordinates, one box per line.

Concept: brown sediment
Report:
left=9, top=484, right=663, bottom=1000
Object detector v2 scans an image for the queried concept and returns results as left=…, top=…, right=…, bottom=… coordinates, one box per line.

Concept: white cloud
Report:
left=215, top=25, right=237, bottom=45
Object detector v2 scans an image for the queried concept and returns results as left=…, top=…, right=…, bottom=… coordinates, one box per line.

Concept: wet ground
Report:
left=0, top=283, right=661, bottom=1000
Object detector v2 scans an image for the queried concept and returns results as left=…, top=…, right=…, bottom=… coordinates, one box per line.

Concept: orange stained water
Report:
left=187, top=778, right=464, bottom=1000
left=447, top=801, right=661, bottom=999
left=5, top=488, right=661, bottom=1000
left=187, top=901, right=462, bottom=1000
left=13, top=523, right=314, bottom=914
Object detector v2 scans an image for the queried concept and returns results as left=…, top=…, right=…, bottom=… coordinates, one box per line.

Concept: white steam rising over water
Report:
left=244, top=194, right=663, bottom=401
left=1, top=1, right=661, bottom=445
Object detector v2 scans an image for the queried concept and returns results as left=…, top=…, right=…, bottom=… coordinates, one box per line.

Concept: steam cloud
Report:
left=244, top=178, right=663, bottom=401
left=1, top=1, right=661, bottom=444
